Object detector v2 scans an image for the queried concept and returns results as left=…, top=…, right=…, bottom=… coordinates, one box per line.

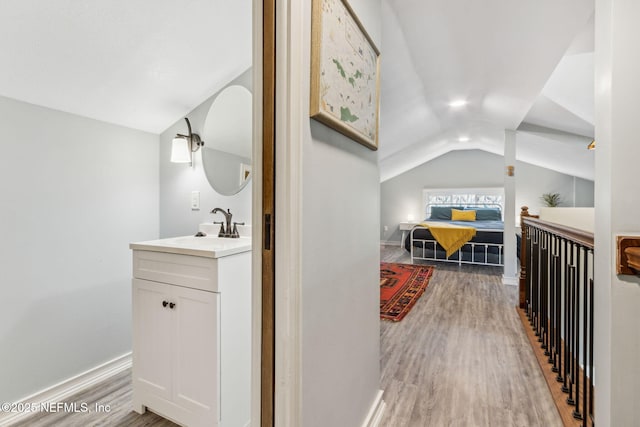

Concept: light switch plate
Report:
left=191, top=191, right=200, bottom=210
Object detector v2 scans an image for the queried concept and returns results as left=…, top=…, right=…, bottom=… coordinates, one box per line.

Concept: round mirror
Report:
left=201, top=85, right=252, bottom=195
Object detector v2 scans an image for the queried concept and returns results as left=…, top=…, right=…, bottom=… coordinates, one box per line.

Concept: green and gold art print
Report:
left=310, top=0, right=380, bottom=150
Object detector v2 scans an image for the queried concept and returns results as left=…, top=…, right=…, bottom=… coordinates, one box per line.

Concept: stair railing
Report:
left=519, top=206, right=594, bottom=427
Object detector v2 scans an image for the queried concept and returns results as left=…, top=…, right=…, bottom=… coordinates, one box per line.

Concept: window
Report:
left=423, top=187, right=504, bottom=219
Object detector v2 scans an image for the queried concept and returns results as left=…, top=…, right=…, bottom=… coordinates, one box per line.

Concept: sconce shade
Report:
left=170, top=117, right=204, bottom=164
left=171, top=137, right=191, bottom=163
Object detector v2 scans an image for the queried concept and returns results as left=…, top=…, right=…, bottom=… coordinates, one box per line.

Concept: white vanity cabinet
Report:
left=130, top=237, right=251, bottom=427
left=132, top=278, right=220, bottom=427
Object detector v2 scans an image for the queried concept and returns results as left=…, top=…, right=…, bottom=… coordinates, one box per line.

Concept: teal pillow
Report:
left=430, top=206, right=464, bottom=220
left=471, top=208, right=502, bottom=221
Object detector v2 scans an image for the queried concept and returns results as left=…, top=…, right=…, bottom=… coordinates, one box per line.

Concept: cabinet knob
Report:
left=162, top=300, right=169, bottom=308
left=169, top=302, right=176, bottom=309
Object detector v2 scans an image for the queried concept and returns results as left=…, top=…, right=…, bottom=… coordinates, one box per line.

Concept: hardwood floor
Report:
left=11, top=245, right=560, bottom=427
left=379, top=245, right=562, bottom=427
left=10, top=369, right=178, bottom=427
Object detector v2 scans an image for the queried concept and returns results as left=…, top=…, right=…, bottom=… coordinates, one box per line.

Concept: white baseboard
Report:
left=361, top=390, right=386, bottom=427
left=0, top=353, right=132, bottom=427
left=502, top=275, right=519, bottom=286
left=380, top=240, right=402, bottom=246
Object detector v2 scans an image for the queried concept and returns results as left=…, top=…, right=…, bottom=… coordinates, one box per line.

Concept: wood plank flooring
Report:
left=10, top=369, right=178, bottom=427
left=516, top=308, right=588, bottom=427
left=10, top=245, right=561, bottom=427
left=379, top=245, right=562, bottom=427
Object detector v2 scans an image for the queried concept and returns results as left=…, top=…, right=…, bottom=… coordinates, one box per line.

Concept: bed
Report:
left=404, top=203, right=505, bottom=266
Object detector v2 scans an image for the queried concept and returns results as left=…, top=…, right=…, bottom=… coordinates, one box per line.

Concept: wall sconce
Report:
left=171, top=118, right=204, bottom=165
left=587, top=140, right=596, bottom=150
left=507, top=165, right=515, bottom=176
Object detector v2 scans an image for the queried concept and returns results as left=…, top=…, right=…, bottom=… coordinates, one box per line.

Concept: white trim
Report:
left=274, top=0, right=303, bottom=425
left=0, top=353, right=131, bottom=427
left=360, top=390, right=386, bottom=427
left=502, top=275, right=519, bottom=286
left=250, top=0, right=263, bottom=425
left=503, top=130, right=519, bottom=289
left=380, top=240, right=402, bottom=246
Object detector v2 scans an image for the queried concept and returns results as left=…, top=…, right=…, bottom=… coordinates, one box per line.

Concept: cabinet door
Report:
left=172, top=286, right=220, bottom=425
left=132, top=278, right=174, bottom=401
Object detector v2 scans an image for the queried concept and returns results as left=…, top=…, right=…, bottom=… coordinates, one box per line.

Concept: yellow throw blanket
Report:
left=418, top=221, right=477, bottom=258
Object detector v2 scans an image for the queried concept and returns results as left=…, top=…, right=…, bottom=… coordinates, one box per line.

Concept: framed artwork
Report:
left=310, top=0, right=381, bottom=150
left=240, top=162, right=251, bottom=185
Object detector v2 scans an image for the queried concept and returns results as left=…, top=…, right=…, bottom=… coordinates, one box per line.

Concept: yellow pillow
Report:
left=451, top=209, right=476, bottom=221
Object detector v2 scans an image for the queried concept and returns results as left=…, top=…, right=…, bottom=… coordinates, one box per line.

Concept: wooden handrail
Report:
left=522, top=217, right=594, bottom=249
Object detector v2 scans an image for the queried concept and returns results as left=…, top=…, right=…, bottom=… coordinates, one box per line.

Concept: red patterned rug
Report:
left=380, top=262, right=434, bottom=322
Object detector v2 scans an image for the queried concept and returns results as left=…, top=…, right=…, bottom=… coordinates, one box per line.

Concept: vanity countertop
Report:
left=130, top=235, right=251, bottom=259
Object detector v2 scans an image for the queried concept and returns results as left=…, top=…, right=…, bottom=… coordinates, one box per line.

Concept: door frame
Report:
left=252, top=0, right=280, bottom=426
left=273, top=0, right=304, bottom=425
left=254, top=0, right=304, bottom=425
left=254, top=0, right=276, bottom=425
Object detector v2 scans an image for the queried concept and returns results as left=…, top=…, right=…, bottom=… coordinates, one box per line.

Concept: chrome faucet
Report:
left=211, top=208, right=238, bottom=238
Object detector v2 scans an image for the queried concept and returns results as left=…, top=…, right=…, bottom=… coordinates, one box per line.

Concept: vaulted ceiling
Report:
left=379, top=0, right=595, bottom=181
left=0, top=1, right=595, bottom=182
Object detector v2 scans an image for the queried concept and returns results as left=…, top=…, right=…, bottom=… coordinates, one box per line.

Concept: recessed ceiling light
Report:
left=458, top=136, right=470, bottom=142
left=449, top=99, right=468, bottom=108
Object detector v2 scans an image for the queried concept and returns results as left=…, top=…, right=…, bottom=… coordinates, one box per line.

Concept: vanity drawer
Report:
left=132, top=250, right=218, bottom=292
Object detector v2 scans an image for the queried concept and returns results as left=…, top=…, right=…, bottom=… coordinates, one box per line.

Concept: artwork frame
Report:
left=310, top=0, right=381, bottom=150
left=240, top=162, right=252, bottom=185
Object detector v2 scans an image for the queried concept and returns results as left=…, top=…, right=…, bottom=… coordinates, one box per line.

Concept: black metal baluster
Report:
left=589, top=276, right=595, bottom=426
left=537, top=228, right=543, bottom=336
left=532, top=229, right=540, bottom=332
left=580, top=247, right=590, bottom=423
left=546, top=232, right=552, bottom=356
left=545, top=232, right=551, bottom=353
left=525, top=225, right=532, bottom=318
left=548, top=235, right=556, bottom=365
left=547, top=231, right=552, bottom=351
left=530, top=227, right=535, bottom=326
left=567, top=243, right=576, bottom=406
left=573, top=246, right=583, bottom=419
left=537, top=228, right=542, bottom=338
left=538, top=231, right=549, bottom=348
left=562, top=238, right=570, bottom=393
left=555, top=237, right=563, bottom=381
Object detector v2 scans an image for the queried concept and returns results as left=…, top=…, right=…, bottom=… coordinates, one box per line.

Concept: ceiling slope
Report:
left=516, top=124, right=594, bottom=180
left=522, top=15, right=595, bottom=137
left=0, top=0, right=251, bottom=133
left=379, top=0, right=594, bottom=181
left=0, top=0, right=595, bottom=177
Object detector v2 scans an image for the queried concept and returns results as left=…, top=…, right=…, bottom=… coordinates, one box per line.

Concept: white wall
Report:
left=293, top=0, right=382, bottom=425
left=159, top=69, right=252, bottom=238
left=0, top=96, right=158, bottom=403
left=594, top=0, right=640, bottom=424
left=380, top=149, right=595, bottom=242
left=538, top=207, right=594, bottom=232
left=575, top=176, right=595, bottom=207
left=517, top=162, right=595, bottom=213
